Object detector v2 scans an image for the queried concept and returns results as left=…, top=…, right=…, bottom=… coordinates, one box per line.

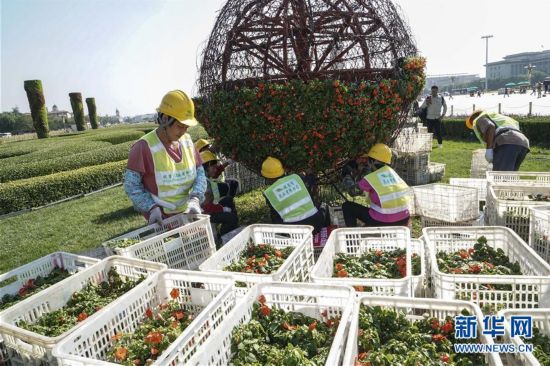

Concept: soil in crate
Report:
left=354, top=305, right=486, bottom=366
left=0, top=267, right=71, bottom=311
left=107, top=288, right=195, bottom=365
left=17, top=268, right=144, bottom=337
left=223, top=243, right=294, bottom=275
left=229, top=297, right=340, bottom=365
left=333, top=249, right=421, bottom=280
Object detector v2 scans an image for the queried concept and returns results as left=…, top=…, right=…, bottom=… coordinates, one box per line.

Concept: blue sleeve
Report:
left=190, top=166, right=207, bottom=203
left=124, top=169, right=156, bottom=213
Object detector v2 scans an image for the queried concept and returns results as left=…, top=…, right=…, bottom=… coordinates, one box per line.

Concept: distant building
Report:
left=424, top=74, right=480, bottom=93
left=129, top=113, right=156, bottom=123
left=48, top=104, right=72, bottom=120
left=486, top=50, right=550, bottom=80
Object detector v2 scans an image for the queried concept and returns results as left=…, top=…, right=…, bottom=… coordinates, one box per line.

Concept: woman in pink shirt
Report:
left=342, top=144, right=410, bottom=227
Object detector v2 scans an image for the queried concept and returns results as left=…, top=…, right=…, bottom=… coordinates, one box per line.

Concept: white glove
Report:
left=148, top=206, right=163, bottom=226
left=184, top=197, right=202, bottom=214
left=485, top=148, right=494, bottom=163
left=223, top=207, right=232, bottom=213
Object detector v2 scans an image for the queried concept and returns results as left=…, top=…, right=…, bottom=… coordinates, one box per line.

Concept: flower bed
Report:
left=224, top=243, right=294, bottom=274
left=343, top=296, right=502, bottom=366
left=424, top=226, right=550, bottom=313
left=54, top=270, right=235, bottom=366
left=186, top=282, right=355, bottom=366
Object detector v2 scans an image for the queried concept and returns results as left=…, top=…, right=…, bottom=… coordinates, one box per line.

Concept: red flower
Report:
left=441, top=321, right=453, bottom=333
left=258, top=295, right=266, bottom=304
left=430, top=319, right=440, bottom=330
left=260, top=305, right=270, bottom=316
left=145, top=308, right=153, bottom=318
left=151, top=347, right=159, bottom=355
left=145, top=331, right=163, bottom=344
left=309, top=321, right=317, bottom=330
left=468, top=264, right=481, bottom=274
left=77, top=312, right=88, bottom=322
left=18, top=288, right=27, bottom=297
left=174, top=310, right=185, bottom=320
left=337, top=269, right=348, bottom=278
left=432, top=334, right=447, bottom=342
left=170, top=288, right=180, bottom=299
left=440, top=354, right=450, bottom=363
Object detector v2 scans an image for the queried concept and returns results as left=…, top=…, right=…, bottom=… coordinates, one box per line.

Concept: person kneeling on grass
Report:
left=124, top=90, right=206, bottom=225
left=198, top=150, right=240, bottom=198
left=200, top=150, right=239, bottom=240
left=342, top=143, right=410, bottom=227
left=260, top=156, right=326, bottom=234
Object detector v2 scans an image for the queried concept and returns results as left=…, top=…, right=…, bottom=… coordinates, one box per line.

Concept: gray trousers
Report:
left=493, top=144, right=529, bottom=171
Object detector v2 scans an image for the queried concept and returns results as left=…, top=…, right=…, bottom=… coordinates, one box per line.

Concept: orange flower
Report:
left=171, top=321, right=179, bottom=329
left=282, top=321, right=298, bottom=331
left=258, top=295, right=266, bottom=304
left=353, top=285, right=364, bottom=292
left=112, top=332, right=123, bottom=341
left=337, top=269, right=348, bottom=277
left=335, top=263, right=344, bottom=271
left=174, top=310, right=185, bottom=320
left=151, top=347, right=159, bottom=355
left=115, top=347, right=128, bottom=361
left=145, top=331, right=163, bottom=344
left=77, top=312, right=88, bottom=322
left=274, top=250, right=282, bottom=258
left=170, top=288, right=180, bottom=299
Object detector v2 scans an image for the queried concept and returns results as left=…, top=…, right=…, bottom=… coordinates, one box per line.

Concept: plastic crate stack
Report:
left=449, top=177, right=488, bottom=202
left=470, top=149, right=492, bottom=178
left=391, top=127, right=434, bottom=186
left=224, top=162, right=267, bottom=194
left=529, top=205, right=550, bottom=265
left=413, top=183, right=480, bottom=228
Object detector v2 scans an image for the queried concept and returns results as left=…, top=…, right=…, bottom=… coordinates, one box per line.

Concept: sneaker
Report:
left=438, top=144, right=443, bottom=149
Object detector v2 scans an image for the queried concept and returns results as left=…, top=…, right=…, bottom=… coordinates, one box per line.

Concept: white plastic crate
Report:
left=343, top=295, right=502, bottom=366
left=450, top=177, right=488, bottom=202
left=53, top=270, right=235, bottom=366
left=392, top=151, right=430, bottom=171
left=470, top=149, right=492, bottom=178
left=414, top=183, right=479, bottom=222
left=199, top=224, right=314, bottom=294
left=224, top=162, right=266, bottom=193
left=501, top=308, right=550, bottom=366
left=486, top=171, right=550, bottom=186
left=420, top=214, right=483, bottom=229
left=410, top=239, right=426, bottom=298
left=486, top=184, right=550, bottom=241
left=428, top=162, right=446, bottom=182
left=186, top=282, right=355, bottom=366
left=311, top=227, right=412, bottom=296
left=423, top=226, right=550, bottom=312
left=0, top=252, right=99, bottom=310
left=395, top=167, right=430, bottom=186
left=102, top=214, right=215, bottom=270
left=0, top=256, right=166, bottom=365
left=392, top=130, right=433, bottom=153
left=530, top=205, right=550, bottom=264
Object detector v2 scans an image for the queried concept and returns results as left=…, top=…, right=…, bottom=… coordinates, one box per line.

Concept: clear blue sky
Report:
left=1, top=0, right=549, bottom=116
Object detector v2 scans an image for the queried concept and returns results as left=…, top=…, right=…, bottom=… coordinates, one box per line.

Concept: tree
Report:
left=23, top=80, right=50, bottom=138
left=69, top=92, right=86, bottom=131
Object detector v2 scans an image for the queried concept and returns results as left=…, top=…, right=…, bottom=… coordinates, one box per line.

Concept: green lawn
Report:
left=1, top=138, right=549, bottom=272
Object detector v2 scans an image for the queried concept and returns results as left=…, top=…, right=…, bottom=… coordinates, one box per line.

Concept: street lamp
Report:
left=481, top=35, right=494, bottom=92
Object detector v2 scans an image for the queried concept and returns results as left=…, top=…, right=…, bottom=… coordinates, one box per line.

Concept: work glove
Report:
left=184, top=197, right=202, bottom=214
left=148, top=206, right=163, bottom=226
left=485, top=148, right=494, bottom=163
left=223, top=207, right=232, bottom=213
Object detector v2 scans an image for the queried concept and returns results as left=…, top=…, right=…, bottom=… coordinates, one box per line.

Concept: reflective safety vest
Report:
left=363, top=166, right=409, bottom=215
left=473, top=111, right=520, bottom=144
left=141, top=130, right=197, bottom=213
left=207, top=178, right=221, bottom=204
left=264, top=174, right=318, bottom=223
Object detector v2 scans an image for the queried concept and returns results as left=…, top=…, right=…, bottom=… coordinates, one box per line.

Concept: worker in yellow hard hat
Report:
left=124, top=90, right=207, bottom=225
left=261, top=157, right=326, bottom=234
left=466, top=110, right=529, bottom=171
left=199, top=150, right=239, bottom=241
left=341, top=143, right=411, bottom=227
left=194, top=139, right=211, bottom=153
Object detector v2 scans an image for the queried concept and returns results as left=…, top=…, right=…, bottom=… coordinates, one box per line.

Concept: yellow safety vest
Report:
left=207, top=178, right=221, bottom=204
left=264, top=174, right=318, bottom=223
left=141, top=130, right=196, bottom=213
left=364, top=166, right=409, bottom=215
left=473, top=112, right=520, bottom=145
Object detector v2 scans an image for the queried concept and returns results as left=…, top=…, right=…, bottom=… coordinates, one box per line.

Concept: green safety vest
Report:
left=207, top=178, right=221, bottom=204
left=264, top=174, right=318, bottom=223
left=473, top=112, right=520, bottom=145
left=141, top=130, right=196, bottom=214
left=364, top=166, right=409, bottom=215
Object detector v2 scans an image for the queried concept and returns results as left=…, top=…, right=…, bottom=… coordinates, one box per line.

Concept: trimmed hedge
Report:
left=442, top=118, right=550, bottom=145
left=0, top=160, right=127, bottom=214
left=91, top=130, right=145, bottom=144
left=0, top=141, right=133, bottom=182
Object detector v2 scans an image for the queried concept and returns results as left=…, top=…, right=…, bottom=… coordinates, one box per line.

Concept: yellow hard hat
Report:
left=367, top=143, right=392, bottom=164
left=261, top=157, right=284, bottom=179
left=466, top=110, right=483, bottom=130
left=157, top=90, right=198, bottom=126
left=200, top=150, right=217, bottom=164
left=195, top=139, right=211, bottom=151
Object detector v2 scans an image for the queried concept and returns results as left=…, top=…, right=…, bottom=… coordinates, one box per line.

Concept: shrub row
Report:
left=90, top=130, right=145, bottom=144
left=0, top=141, right=134, bottom=183
left=0, top=160, right=127, bottom=214
left=442, top=118, right=550, bottom=145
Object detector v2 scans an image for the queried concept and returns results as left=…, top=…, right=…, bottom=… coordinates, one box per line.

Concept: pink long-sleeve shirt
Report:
left=357, top=178, right=409, bottom=223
